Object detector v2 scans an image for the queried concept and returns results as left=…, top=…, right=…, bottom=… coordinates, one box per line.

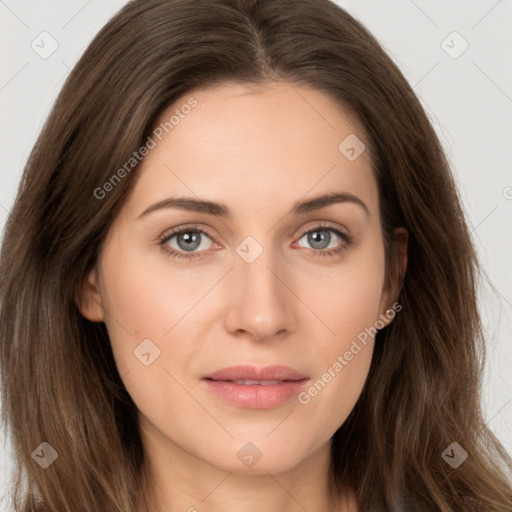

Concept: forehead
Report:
left=123, top=81, right=377, bottom=219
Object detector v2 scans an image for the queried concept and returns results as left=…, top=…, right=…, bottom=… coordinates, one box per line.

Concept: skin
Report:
left=79, top=81, right=407, bottom=512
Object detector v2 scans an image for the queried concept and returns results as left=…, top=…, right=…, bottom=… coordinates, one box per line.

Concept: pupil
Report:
left=309, top=230, right=329, bottom=249
left=178, top=232, right=200, bottom=251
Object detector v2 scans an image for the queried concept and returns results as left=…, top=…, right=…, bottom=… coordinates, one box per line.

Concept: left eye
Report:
left=296, top=227, right=346, bottom=251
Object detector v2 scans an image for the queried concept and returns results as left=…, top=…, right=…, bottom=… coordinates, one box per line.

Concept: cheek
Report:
left=294, top=239, right=385, bottom=423
left=97, top=244, right=172, bottom=374
left=98, top=243, right=218, bottom=401
left=292, top=317, right=377, bottom=431
left=102, top=242, right=229, bottom=335
left=301, top=238, right=386, bottom=343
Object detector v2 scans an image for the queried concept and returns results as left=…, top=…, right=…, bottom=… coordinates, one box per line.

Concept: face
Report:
left=80, top=81, right=400, bottom=476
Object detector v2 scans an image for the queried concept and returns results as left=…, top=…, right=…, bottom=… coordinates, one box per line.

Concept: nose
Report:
left=224, top=245, right=296, bottom=342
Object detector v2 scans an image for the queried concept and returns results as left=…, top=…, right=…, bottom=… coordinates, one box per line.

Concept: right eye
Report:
left=158, top=225, right=216, bottom=261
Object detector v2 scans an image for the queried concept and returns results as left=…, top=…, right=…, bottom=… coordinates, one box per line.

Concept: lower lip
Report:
left=202, top=379, right=309, bottom=409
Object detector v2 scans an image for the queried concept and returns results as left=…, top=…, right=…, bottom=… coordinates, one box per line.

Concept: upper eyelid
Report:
left=160, top=224, right=212, bottom=242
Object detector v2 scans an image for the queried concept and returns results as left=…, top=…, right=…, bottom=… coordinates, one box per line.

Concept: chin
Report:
left=206, top=442, right=312, bottom=475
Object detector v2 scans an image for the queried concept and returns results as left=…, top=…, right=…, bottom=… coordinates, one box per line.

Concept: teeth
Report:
left=231, top=379, right=281, bottom=386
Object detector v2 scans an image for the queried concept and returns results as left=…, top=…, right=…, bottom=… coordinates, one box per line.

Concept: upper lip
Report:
left=203, top=365, right=309, bottom=382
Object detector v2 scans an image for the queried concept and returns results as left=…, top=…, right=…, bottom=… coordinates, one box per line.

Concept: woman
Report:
left=1, top=0, right=511, bottom=511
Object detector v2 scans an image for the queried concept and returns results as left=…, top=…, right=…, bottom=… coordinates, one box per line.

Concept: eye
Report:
left=158, top=222, right=352, bottom=262
left=158, top=225, right=214, bottom=261
left=295, top=224, right=352, bottom=258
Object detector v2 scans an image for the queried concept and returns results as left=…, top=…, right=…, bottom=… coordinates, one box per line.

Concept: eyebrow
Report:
left=137, top=191, right=370, bottom=219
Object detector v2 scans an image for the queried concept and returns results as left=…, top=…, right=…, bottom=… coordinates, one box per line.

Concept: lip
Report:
left=201, top=365, right=310, bottom=409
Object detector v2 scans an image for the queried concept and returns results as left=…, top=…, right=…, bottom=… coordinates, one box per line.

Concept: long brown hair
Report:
left=1, top=0, right=511, bottom=510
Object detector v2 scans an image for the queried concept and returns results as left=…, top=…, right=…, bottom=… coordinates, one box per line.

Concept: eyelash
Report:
left=157, top=222, right=352, bottom=262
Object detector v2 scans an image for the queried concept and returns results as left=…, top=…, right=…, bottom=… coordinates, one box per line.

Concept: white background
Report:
left=1, top=0, right=511, bottom=507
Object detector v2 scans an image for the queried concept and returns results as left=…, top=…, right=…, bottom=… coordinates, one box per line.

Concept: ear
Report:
left=75, top=266, right=105, bottom=322
left=378, top=227, right=408, bottom=326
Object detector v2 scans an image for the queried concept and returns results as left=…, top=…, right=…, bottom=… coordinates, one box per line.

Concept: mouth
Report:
left=201, top=365, right=310, bottom=409
left=224, top=379, right=285, bottom=386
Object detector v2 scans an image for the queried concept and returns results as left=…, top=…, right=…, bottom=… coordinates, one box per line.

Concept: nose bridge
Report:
left=224, top=236, right=294, bottom=339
